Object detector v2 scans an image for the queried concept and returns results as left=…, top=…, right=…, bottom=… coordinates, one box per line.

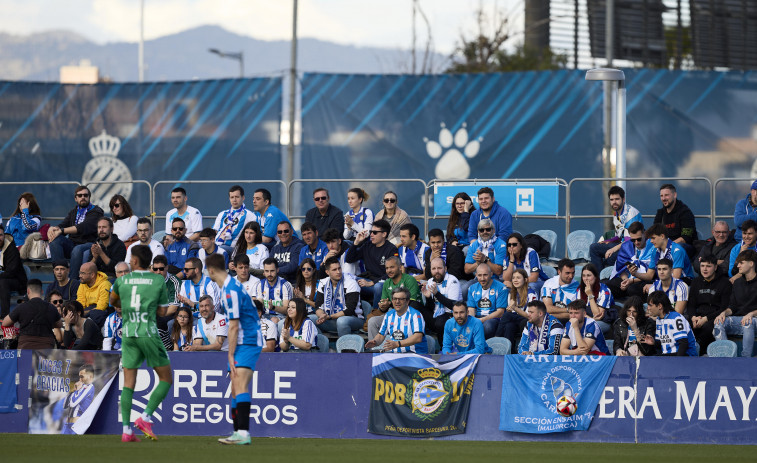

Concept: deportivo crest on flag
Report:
left=368, top=353, right=479, bottom=437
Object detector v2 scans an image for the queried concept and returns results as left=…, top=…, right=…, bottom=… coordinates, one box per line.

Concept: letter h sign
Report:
left=516, top=188, right=534, bottom=213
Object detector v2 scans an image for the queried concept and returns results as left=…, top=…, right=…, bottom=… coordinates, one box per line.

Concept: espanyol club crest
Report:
left=406, top=367, right=451, bottom=420
left=82, top=130, right=133, bottom=208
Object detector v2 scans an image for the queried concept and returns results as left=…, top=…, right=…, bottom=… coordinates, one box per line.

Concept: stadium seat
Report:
left=533, top=229, right=557, bottom=260
left=605, top=340, right=614, bottom=355
left=542, top=264, right=557, bottom=279
left=426, top=336, right=439, bottom=354
left=599, top=266, right=614, bottom=280
left=152, top=230, right=167, bottom=244
left=316, top=334, right=330, bottom=353
left=486, top=337, right=511, bottom=355
left=707, top=340, right=737, bottom=357
left=567, top=230, right=595, bottom=263
left=336, top=334, right=365, bottom=353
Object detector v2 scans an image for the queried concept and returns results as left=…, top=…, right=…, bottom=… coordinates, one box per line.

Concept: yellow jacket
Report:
left=77, top=271, right=111, bottom=312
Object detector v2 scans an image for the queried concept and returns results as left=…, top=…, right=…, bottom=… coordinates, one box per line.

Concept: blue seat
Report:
left=606, top=339, right=614, bottom=355
left=336, top=334, right=365, bottom=353
left=152, top=230, right=167, bottom=244
left=707, top=340, right=737, bottom=357
left=599, top=266, right=614, bottom=280
left=542, top=264, right=557, bottom=279
left=486, top=337, right=512, bottom=355
left=567, top=230, right=595, bottom=262
left=316, top=333, right=330, bottom=353
left=533, top=229, right=558, bottom=260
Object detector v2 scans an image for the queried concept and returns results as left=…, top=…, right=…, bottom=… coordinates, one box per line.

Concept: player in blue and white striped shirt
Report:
left=648, top=258, right=688, bottom=314
left=365, top=287, right=427, bottom=354
left=206, top=253, right=263, bottom=445
left=647, top=290, right=697, bottom=356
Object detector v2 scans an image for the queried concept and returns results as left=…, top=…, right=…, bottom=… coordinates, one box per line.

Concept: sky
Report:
left=0, top=0, right=524, bottom=54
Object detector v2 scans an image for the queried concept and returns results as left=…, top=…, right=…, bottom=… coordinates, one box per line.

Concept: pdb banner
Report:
left=29, top=350, right=120, bottom=434
left=368, top=353, right=479, bottom=437
left=0, top=350, right=18, bottom=413
left=500, top=355, right=616, bottom=434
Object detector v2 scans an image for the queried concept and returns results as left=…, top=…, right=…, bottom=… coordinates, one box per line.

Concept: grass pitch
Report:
left=3, top=434, right=754, bottom=463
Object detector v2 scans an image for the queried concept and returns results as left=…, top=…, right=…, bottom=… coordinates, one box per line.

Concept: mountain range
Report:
left=0, top=25, right=450, bottom=81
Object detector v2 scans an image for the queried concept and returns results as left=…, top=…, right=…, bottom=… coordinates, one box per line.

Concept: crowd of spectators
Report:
left=2, top=181, right=757, bottom=357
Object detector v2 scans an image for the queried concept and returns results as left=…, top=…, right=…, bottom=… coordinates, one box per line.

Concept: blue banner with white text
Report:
left=0, top=350, right=18, bottom=413
left=433, top=182, right=559, bottom=216
left=500, top=355, right=617, bottom=433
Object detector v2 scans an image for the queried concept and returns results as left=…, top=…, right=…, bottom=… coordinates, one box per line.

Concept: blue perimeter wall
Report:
left=3, top=352, right=757, bottom=445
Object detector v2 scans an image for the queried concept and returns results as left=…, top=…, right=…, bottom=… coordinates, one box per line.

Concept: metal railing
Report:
left=714, top=178, right=754, bottom=225
left=567, top=177, right=714, bottom=248
left=0, top=181, right=82, bottom=223
left=86, top=179, right=153, bottom=224
left=152, top=179, right=287, bottom=232
left=288, top=178, right=428, bottom=235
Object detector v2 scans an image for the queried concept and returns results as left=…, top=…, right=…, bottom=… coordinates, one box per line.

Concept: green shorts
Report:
left=121, top=336, right=170, bottom=369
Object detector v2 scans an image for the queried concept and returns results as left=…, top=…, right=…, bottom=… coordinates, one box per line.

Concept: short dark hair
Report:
left=627, top=221, right=645, bottom=235
left=74, top=185, right=90, bottom=196
left=477, top=187, right=494, bottom=198
left=453, top=301, right=467, bottom=311
left=171, top=187, right=187, bottom=196
left=137, top=217, right=151, bottom=227
left=527, top=300, right=547, bottom=313
left=233, top=253, right=250, bottom=266
left=205, top=253, right=226, bottom=272
left=736, top=249, right=757, bottom=266
left=648, top=290, right=673, bottom=313
left=46, top=289, right=63, bottom=302
left=656, top=258, right=673, bottom=269
left=742, top=219, right=757, bottom=233
left=199, top=228, right=217, bottom=239
left=301, top=222, right=317, bottom=234
left=557, top=258, right=575, bottom=270
left=152, top=254, right=168, bottom=266
left=646, top=223, right=668, bottom=238
left=171, top=217, right=186, bottom=226
left=322, top=228, right=342, bottom=243
left=400, top=223, right=420, bottom=241
left=567, top=300, right=586, bottom=311
left=372, top=219, right=391, bottom=234
left=660, top=183, right=676, bottom=193
left=255, top=188, right=271, bottom=203
left=323, top=256, right=340, bottom=270
left=27, top=279, right=42, bottom=293
left=263, top=257, right=279, bottom=268
left=186, top=257, right=203, bottom=271
left=98, top=217, right=114, bottom=229
left=80, top=364, right=95, bottom=376
left=313, top=187, right=328, bottom=197
left=131, top=245, right=153, bottom=269
left=428, top=228, right=444, bottom=240
left=608, top=185, right=625, bottom=199
left=699, top=254, right=718, bottom=266
left=229, top=184, right=244, bottom=196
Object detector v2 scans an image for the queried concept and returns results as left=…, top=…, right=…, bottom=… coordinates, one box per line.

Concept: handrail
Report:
left=0, top=181, right=81, bottom=224
left=85, top=179, right=153, bottom=226
left=713, top=178, right=754, bottom=224
left=288, top=178, right=429, bottom=236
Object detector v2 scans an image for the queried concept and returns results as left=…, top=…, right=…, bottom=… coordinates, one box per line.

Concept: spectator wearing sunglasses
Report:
left=462, top=218, right=507, bottom=300
left=165, top=217, right=196, bottom=278
left=466, top=187, right=512, bottom=243
left=374, top=191, right=410, bottom=247
left=305, top=188, right=344, bottom=237
left=47, top=186, right=104, bottom=279
left=270, top=222, right=304, bottom=284
left=603, top=222, right=655, bottom=300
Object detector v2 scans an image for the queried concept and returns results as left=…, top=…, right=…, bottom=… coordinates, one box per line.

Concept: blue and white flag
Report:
left=500, top=355, right=616, bottom=433
left=0, top=350, right=18, bottom=413
left=369, top=353, right=480, bottom=437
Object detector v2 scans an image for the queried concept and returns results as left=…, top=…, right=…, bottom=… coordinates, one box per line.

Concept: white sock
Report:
left=237, top=430, right=249, bottom=438
left=123, top=426, right=132, bottom=434
left=140, top=412, right=152, bottom=423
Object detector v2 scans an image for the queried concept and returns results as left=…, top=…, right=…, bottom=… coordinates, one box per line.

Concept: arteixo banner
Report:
left=3, top=353, right=757, bottom=444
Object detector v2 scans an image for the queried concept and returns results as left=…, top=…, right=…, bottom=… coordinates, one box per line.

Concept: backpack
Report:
left=523, top=233, right=551, bottom=260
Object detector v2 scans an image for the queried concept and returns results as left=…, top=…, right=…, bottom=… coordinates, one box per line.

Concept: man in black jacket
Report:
left=423, top=228, right=465, bottom=281
left=90, top=218, right=127, bottom=279
left=0, top=229, right=27, bottom=318
left=47, top=186, right=104, bottom=280
left=305, top=188, right=344, bottom=237
left=687, top=255, right=732, bottom=353
left=714, top=249, right=757, bottom=357
left=2, top=279, right=61, bottom=349
left=344, top=219, right=399, bottom=307
left=693, top=221, right=737, bottom=275
left=654, top=183, right=697, bottom=258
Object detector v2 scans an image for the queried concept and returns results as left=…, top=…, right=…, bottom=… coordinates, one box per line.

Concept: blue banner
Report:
left=500, top=355, right=617, bottom=433
left=433, top=182, right=559, bottom=216
left=368, top=353, right=479, bottom=437
left=0, top=350, right=18, bottom=413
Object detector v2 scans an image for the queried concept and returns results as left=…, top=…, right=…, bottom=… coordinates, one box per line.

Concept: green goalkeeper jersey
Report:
left=112, top=270, right=169, bottom=338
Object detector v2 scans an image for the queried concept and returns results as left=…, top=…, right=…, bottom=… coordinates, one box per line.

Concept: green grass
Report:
left=4, top=434, right=755, bottom=463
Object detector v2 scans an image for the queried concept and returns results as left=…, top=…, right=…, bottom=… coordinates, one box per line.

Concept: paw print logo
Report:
left=424, top=123, right=482, bottom=179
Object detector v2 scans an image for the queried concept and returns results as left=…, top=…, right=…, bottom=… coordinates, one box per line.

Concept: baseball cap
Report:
left=751, top=180, right=757, bottom=191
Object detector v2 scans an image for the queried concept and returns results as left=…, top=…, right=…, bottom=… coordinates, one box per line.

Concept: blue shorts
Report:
left=228, top=344, right=262, bottom=371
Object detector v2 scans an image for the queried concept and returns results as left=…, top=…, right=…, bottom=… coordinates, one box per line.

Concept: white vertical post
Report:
left=615, top=80, right=626, bottom=190
left=138, top=0, right=145, bottom=82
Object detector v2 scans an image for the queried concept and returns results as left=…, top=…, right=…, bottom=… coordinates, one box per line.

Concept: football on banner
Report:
left=556, top=395, right=577, bottom=417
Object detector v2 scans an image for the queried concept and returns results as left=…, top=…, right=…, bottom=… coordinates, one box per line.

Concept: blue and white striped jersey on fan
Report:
left=179, top=276, right=221, bottom=315
left=655, top=311, right=697, bottom=356
left=379, top=308, right=427, bottom=354
left=430, top=273, right=462, bottom=318
left=652, top=278, right=689, bottom=304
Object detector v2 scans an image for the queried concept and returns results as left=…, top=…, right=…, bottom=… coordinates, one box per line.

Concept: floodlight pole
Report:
left=286, top=0, right=298, bottom=188
left=208, top=48, right=244, bottom=78
left=586, top=68, right=626, bottom=190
